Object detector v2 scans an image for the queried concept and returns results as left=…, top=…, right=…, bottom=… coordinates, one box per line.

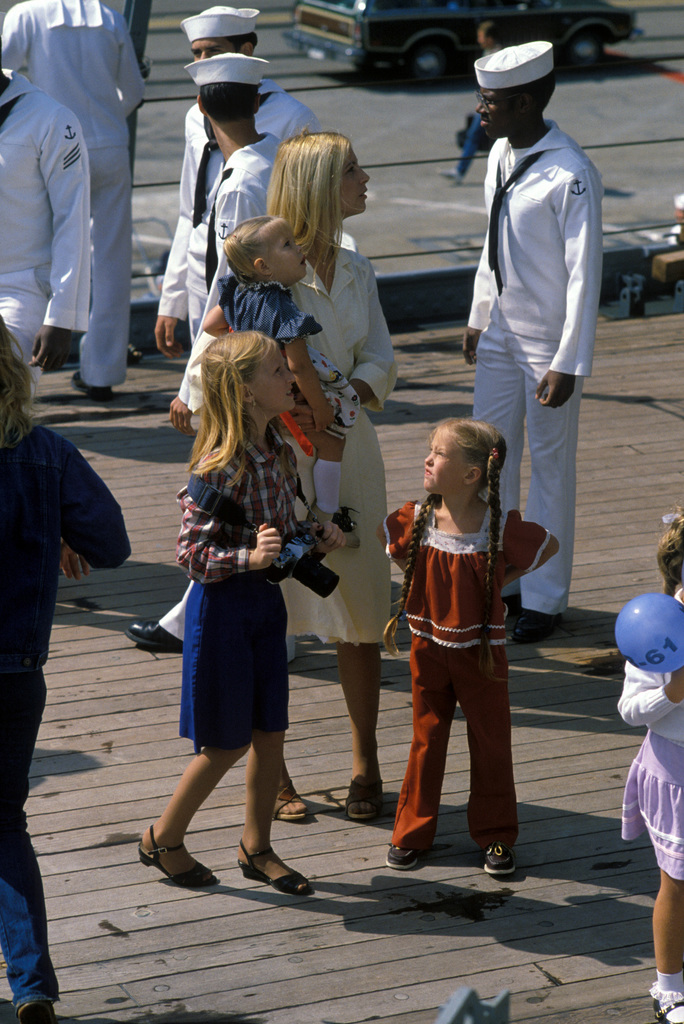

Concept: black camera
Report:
left=185, top=476, right=339, bottom=599
left=265, top=525, right=339, bottom=598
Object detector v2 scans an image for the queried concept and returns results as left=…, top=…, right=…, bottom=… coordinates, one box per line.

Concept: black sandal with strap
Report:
left=238, top=840, right=312, bottom=895
left=138, top=824, right=218, bottom=888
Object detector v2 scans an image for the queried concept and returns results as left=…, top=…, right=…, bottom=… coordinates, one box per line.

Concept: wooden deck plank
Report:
left=2, top=312, right=683, bottom=1023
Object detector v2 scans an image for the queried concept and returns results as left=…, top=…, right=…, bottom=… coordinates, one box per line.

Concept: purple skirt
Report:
left=622, top=730, right=684, bottom=879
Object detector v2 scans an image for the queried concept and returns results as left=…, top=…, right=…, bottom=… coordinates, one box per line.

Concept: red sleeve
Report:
left=383, top=501, right=418, bottom=561
left=502, top=509, right=552, bottom=572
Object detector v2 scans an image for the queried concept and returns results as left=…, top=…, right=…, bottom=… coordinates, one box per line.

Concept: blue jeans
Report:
left=457, top=114, right=488, bottom=178
left=0, top=670, right=58, bottom=1008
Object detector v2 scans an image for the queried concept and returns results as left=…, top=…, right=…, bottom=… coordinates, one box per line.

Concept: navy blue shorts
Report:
left=180, top=572, right=289, bottom=753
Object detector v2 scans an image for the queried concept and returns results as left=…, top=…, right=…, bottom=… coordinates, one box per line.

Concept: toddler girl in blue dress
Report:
left=203, top=215, right=361, bottom=542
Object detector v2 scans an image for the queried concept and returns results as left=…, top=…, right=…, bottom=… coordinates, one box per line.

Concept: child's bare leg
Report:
left=307, top=432, right=345, bottom=514
left=142, top=744, right=248, bottom=877
left=240, top=731, right=306, bottom=886
left=654, top=869, right=684, bottom=975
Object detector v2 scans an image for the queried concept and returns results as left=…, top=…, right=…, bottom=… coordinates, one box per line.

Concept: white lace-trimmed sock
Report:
left=659, top=973, right=684, bottom=993
left=313, top=459, right=342, bottom=515
left=651, top=980, right=684, bottom=1023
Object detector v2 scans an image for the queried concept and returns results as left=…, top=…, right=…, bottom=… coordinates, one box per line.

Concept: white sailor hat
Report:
left=185, top=51, right=268, bottom=87
left=475, top=40, right=554, bottom=90
left=181, top=7, right=259, bottom=42
left=675, top=194, right=684, bottom=211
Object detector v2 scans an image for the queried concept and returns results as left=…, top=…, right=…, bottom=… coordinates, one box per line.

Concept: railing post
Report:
left=124, top=0, right=153, bottom=175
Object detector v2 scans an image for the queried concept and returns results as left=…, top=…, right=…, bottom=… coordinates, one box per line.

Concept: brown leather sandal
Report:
left=345, top=777, right=383, bottom=820
left=273, top=779, right=308, bottom=821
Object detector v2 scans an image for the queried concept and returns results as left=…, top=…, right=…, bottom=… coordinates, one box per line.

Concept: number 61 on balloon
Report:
left=615, top=593, right=684, bottom=672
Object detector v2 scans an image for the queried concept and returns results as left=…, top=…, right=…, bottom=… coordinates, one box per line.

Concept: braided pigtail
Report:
left=384, top=494, right=438, bottom=656
left=658, top=506, right=684, bottom=596
left=479, top=433, right=507, bottom=680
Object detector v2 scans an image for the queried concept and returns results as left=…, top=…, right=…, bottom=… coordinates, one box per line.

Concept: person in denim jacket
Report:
left=0, top=316, right=130, bottom=1024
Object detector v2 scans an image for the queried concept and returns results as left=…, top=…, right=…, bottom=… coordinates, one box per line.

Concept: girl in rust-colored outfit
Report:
left=380, top=419, right=558, bottom=876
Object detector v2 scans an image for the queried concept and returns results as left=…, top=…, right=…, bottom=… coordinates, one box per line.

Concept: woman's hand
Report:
left=314, top=520, right=345, bottom=554
left=288, top=392, right=316, bottom=432
left=348, top=378, right=374, bottom=405
left=312, top=401, right=335, bottom=432
left=249, top=524, right=282, bottom=570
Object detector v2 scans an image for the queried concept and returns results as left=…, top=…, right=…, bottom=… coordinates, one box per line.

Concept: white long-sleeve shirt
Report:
left=177, top=132, right=280, bottom=406
left=157, top=84, right=320, bottom=327
left=618, top=663, right=684, bottom=749
left=0, top=71, right=90, bottom=331
left=2, top=0, right=144, bottom=149
left=469, top=121, right=603, bottom=378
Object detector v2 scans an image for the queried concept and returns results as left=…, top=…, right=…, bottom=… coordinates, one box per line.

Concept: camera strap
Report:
left=186, top=475, right=256, bottom=533
left=186, top=474, right=315, bottom=530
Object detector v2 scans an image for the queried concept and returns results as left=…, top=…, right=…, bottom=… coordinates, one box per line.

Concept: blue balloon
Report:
left=615, top=593, right=684, bottom=672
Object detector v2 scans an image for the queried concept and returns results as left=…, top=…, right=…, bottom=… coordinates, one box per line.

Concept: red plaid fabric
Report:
left=177, top=426, right=298, bottom=583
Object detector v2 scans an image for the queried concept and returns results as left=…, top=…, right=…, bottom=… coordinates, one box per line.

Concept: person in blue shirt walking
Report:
left=0, top=315, right=130, bottom=1024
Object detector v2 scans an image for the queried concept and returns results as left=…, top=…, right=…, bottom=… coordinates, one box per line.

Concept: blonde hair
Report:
left=189, top=330, right=294, bottom=482
left=0, top=315, right=33, bottom=448
left=223, top=215, right=279, bottom=285
left=267, top=130, right=350, bottom=271
left=658, top=507, right=684, bottom=596
left=384, top=418, right=507, bottom=680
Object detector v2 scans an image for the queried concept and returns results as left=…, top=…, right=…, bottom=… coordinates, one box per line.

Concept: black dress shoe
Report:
left=125, top=620, right=183, bottom=652
left=512, top=609, right=561, bottom=644
left=72, top=371, right=114, bottom=402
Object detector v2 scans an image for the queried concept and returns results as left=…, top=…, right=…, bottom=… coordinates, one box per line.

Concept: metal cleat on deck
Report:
left=616, top=273, right=646, bottom=318
left=433, top=986, right=510, bottom=1024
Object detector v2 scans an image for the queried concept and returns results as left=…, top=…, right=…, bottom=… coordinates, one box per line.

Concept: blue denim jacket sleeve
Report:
left=0, top=426, right=131, bottom=672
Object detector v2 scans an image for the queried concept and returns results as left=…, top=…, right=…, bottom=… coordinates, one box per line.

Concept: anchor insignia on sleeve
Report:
left=570, top=179, right=586, bottom=195
left=64, top=124, right=76, bottom=140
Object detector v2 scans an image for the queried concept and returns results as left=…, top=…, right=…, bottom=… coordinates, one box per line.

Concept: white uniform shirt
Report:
left=469, top=121, right=603, bottom=378
left=2, top=0, right=144, bottom=149
left=157, top=83, right=320, bottom=325
left=0, top=71, right=90, bottom=330
left=177, top=132, right=280, bottom=406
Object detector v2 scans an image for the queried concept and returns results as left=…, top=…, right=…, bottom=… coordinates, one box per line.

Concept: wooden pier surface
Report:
left=2, top=312, right=682, bottom=1024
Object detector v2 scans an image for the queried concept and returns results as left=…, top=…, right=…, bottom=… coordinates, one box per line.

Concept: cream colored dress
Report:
left=282, top=246, right=397, bottom=644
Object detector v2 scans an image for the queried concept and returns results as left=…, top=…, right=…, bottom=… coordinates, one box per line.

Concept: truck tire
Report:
left=408, top=40, right=450, bottom=79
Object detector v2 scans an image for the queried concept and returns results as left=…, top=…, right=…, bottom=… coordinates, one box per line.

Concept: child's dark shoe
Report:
left=651, top=984, right=684, bottom=1023
left=386, top=845, right=419, bottom=870
left=483, top=841, right=516, bottom=876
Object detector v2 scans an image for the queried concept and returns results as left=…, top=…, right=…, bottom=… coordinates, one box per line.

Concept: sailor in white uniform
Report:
left=155, top=5, right=320, bottom=362
left=462, top=41, right=603, bottom=643
left=0, top=62, right=90, bottom=375
left=2, top=0, right=145, bottom=400
left=126, top=52, right=281, bottom=655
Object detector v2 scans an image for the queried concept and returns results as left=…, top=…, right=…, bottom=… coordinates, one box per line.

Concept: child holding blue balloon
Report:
left=619, top=509, right=684, bottom=1024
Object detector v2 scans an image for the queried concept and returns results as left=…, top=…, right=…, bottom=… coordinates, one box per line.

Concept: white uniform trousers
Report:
left=0, top=267, right=51, bottom=387
left=472, top=322, right=584, bottom=615
left=0, top=267, right=50, bottom=360
left=79, top=146, right=132, bottom=388
left=159, top=583, right=192, bottom=639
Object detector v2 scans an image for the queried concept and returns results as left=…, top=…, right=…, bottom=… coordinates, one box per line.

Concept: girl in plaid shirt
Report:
left=138, top=330, right=344, bottom=896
